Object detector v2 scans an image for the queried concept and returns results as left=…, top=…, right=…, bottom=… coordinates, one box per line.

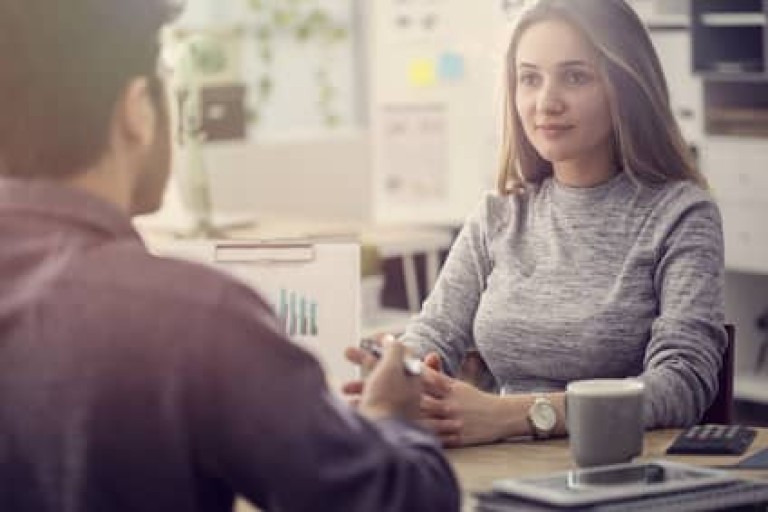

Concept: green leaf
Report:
left=274, top=9, right=292, bottom=28
left=259, top=46, right=273, bottom=63
left=324, top=114, right=341, bottom=127
left=255, top=25, right=273, bottom=41
left=259, top=76, right=273, bottom=98
left=295, top=24, right=311, bottom=41
left=320, top=85, right=335, bottom=102
left=246, top=108, right=260, bottom=126
left=330, top=27, right=348, bottom=42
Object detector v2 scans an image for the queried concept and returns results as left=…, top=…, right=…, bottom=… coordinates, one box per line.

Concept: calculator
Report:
left=666, top=424, right=757, bottom=455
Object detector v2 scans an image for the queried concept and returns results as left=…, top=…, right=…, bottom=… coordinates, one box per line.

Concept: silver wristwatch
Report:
left=527, top=396, right=557, bottom=439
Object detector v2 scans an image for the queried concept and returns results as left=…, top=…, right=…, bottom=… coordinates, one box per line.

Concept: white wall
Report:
left=206, top=136, right=372, bottom=221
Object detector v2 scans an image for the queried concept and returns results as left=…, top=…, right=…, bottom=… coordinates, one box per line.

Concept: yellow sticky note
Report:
left=408, top=58, right=436, bottom=87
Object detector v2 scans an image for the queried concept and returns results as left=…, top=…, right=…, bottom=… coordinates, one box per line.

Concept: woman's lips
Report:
left=537, top=124, right=574, bottom=138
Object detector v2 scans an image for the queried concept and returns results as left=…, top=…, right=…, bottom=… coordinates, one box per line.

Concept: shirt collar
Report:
left=0, top=177, right=143, bottom=243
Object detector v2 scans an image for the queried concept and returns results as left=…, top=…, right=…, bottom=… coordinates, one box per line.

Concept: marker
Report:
left=360, top=337, right=423, bottom=376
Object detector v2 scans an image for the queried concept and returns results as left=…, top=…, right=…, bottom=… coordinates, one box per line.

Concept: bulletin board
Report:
left=369, top=0, right=524, bottom=224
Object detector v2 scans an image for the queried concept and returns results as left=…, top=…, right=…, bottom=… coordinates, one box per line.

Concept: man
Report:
left=0, top=1, right=460, bottom=511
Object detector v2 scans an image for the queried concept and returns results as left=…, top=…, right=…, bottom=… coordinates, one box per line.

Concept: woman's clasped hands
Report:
left=343, top=337, right=510, bottom=447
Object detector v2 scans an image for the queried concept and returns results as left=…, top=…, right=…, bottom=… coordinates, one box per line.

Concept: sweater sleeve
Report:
left=640, top=195, right=727, bottom=428
left=186, top=281, right=461, bottom=512
left=401, top=194, right=497, bottom=376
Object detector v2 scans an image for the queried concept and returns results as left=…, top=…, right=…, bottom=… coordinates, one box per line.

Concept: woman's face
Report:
left=514, top=19, right=614, bottom=176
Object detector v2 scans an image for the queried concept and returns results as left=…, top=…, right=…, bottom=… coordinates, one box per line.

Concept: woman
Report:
left=351, top=0, right=726, bottom=447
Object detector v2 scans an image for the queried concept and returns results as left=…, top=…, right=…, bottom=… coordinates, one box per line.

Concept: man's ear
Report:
left=115, top=77, right=156, bottom=150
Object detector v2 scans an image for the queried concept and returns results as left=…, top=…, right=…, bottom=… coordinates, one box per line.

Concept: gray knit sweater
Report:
left=403, top=172, right=726, bottom=428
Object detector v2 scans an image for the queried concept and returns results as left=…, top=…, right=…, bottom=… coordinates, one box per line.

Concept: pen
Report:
left=360, top=337, right=423, bottom=376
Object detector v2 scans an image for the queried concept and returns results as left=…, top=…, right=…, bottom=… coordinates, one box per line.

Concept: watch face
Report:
left=531, top=400, right=557, bottom=431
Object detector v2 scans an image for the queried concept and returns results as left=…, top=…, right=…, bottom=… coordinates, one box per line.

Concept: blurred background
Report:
left=141, top=0, right=768, bottom=423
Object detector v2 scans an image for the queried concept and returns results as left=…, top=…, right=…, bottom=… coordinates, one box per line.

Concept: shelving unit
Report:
left=701, top=12, right=766, bottom=27
left=688, top=2, right=768, bottom=407
left=692, top=0, right=767, bottom=75
left=692, top=1, right=768, bottom=137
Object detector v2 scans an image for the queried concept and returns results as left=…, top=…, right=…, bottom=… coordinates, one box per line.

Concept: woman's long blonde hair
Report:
left=497, top=0, right=705, bottom=195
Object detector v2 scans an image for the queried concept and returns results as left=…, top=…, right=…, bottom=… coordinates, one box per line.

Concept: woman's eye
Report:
left=519, top=73, right=540, bottom=87
left=564, top=70, right=591, bottom=85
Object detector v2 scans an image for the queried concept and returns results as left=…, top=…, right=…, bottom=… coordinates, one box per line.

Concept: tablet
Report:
left=492, top=460, right=738, bottom=507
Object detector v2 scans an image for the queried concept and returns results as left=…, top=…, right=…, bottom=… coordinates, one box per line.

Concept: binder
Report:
left=151, top=238, right=361, bottom=384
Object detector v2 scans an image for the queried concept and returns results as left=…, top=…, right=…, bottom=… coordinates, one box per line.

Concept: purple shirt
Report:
left=0, top=178, right=459, bottom=512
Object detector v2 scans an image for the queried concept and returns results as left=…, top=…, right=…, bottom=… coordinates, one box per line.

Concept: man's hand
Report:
left=343, top=339, right=422, bottom=422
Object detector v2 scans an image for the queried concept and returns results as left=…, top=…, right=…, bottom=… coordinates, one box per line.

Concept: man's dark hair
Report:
left=0, top=0, right=180, bottom=178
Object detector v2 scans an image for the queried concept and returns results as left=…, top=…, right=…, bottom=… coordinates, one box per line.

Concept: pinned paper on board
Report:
left=438, top=52, right=465, bottom=82
left=408, top=58, right=437, bottom=87
left=377, top=103, right=449, bottom=202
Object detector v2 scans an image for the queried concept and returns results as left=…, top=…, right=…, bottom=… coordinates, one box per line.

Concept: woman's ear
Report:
left=115, top=77, right=156, bottom=150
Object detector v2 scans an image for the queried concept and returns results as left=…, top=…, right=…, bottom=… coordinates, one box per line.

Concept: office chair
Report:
left=700, top=324, right=735, bottom=425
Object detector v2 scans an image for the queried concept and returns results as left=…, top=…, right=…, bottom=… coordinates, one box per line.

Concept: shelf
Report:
left=644, top=14, right=691, bottom=30
left=703, top=80, right=768, bottom=138
left=700, top=72, right=768, bottom=82
left=735, top=374, right=768, bottom=404
left=701, top=12, right=766, bottom=27
left=706, top=107, right=768, bottom=137
left=706, top=61, right=765, bottom=74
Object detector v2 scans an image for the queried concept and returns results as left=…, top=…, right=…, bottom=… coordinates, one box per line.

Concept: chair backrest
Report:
left=701, top=324, right=735, bottom=425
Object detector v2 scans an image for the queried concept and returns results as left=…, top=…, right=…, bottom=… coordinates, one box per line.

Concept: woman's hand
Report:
left=419, top=352, right=509, bottom=447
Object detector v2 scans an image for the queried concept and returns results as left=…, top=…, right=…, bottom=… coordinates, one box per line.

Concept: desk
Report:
left=449, top=429, right=768, bottom=511
left=234, top=429, right=768, bottom=512
left=135, top=216, right=455, bottom=315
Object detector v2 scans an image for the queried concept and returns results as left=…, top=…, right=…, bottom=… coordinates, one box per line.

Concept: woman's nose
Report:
left=537, top=83, right=565, bottom=114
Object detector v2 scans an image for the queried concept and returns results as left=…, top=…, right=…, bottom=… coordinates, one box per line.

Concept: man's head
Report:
left=0, top=0, right=180, bottom=214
